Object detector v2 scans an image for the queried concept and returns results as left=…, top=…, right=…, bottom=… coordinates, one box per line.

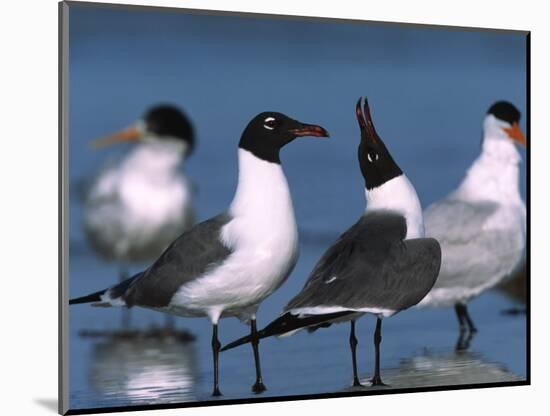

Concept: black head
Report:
left=90, top=104, right=195, bottom=154
left=238, top=112, right=329, bottom=163
left=486, top=101, right=526, bottom=146
left=144, top=105, right=195, bottom=155
left=356, top=97, right=402, bottom=190
left=487, top=101, right=521, bottom=125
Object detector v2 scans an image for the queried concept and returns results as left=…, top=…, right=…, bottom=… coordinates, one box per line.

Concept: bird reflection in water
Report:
left=354, top=349, right=522, bottom=390
left=455, top=329, right=476, bottom=352
left=88, top=336, right=198, bottom=405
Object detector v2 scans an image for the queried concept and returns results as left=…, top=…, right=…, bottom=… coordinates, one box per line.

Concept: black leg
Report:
left=119, top=267, right=131, bottom=329
left=455, top=303, right=477, bottom=351
left=211, top=324, right=222, bottom=396
left=454, top=303, right=467, bottom=334
left=349, top=320, right=362, bottom=387
left=250, top=319, right=267, bottom=393
left=370, top=317, right=387, bottom=387
left=463, top=305, right=478, bottom=333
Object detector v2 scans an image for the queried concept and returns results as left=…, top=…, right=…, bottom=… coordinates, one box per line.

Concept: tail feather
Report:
left=69, top=273, right=142, bottom=306
left=221, top=310, right=355, bottom=352
left=69, top=289, right=106, bottom=305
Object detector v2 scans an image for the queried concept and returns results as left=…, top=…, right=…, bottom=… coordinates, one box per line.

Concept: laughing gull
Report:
left=71, top=111, right=329, bottom=396
left=83, top=105, right=196, bottom=328
left=222, top=98, right=441, bottom=387
left=417, top=101, right=526, bottom=347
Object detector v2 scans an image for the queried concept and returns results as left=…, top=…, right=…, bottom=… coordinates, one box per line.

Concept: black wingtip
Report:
left=69, top=289, right=105, bottom=305
left=221, top=313, right=296, bottom=352
left=221, top=311, right=356, bottom=352
left=220, top=334, right=254, bottom=352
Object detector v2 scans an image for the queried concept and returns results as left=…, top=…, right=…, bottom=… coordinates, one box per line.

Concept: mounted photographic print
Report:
left=59, top=1, right=530, bottom=414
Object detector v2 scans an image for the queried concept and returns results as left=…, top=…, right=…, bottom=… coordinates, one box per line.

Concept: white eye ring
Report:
left=264, top=117, right=276, bottom=130
left=367, top=152, right=379, bottom=163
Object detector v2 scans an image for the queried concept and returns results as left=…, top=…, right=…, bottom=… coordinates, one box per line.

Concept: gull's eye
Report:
left=367, top=151, right=379, bottom=163
left=263, top=117, right=277, bottom=130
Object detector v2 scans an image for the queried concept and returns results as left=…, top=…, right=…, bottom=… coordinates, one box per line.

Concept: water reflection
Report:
left=88, top=337, right=198, bottom=405
left=455, top=331, right=476, bottom=351
left=356, top=349, right=522, bottom=389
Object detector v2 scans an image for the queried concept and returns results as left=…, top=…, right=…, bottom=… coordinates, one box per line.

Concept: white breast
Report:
left=119, top=143, right=190, bottom=224
left=453, top=128, right=526, bottom=264
left=455, top=133, right=523, bottom=205
left=172, top=149, right=299, bottom=323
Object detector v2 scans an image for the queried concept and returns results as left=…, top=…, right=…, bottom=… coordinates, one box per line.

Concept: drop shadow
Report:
left=34, top=398, right=58, bottom=413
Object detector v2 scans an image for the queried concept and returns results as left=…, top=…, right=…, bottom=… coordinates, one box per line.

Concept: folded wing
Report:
left=286, top=211, right=441, bottom=315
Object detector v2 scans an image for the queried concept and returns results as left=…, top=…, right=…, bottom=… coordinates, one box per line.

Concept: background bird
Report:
left=222, top=97, right=441, bottom=388
left=82, top=104, right=196, bottom=329
left=71, top=111, right=329, bottom=396
left=418, top=101, right=526, bottom=349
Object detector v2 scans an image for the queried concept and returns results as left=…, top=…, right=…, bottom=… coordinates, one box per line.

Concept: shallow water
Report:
left=69, top=241, right=526, bottom=410
left=67, top=4, right=527, bottom=411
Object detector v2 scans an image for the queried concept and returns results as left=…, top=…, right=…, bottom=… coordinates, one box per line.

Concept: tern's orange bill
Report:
left=503, top=122, right=526, bottom=146
left=89, top=125, right=142, bottom=149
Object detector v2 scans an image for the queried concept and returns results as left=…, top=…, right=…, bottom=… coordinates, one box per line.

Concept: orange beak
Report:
left=503, top=122, right=526, bottom=146
left=89, top=125, right=142, bottom=149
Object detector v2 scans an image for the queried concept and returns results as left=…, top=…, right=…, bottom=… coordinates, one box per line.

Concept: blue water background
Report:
left=67, top=4, right=527, bottom=410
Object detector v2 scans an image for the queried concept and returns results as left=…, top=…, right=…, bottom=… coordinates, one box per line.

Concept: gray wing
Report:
left=285, top=212, right=442, bottom=313
left=123, top=213, right=232, bottom=308
left=81, top=163, right=126, bottom=260
left=424, top=197, right=498, bottom=244
left=424, top=197, right=522, bottom=292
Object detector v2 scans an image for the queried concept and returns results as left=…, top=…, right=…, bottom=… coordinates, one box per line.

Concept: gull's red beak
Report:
left=503, top=122, right=526, bottom=146
left=356, top=97, right=379, bottom=144
left=290, top=123, right=330, bottom=138
left=90, top=124, right=143, bottom=149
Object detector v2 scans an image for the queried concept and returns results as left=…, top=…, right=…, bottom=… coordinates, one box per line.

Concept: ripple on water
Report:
left=87, top=337, right=198, bottom=406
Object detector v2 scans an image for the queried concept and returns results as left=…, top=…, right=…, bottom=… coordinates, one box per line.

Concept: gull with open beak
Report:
left=418, top=101, right=527, bottom=349
left=82, top=105, right=196, bottom=328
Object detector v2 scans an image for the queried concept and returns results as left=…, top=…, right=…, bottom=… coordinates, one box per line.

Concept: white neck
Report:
left=229, top=149, right=294, bottom=217
left=221, top=148, right=298, bottom=252
left=365, top=174, right=424, bottom=238
left=455, top=115, right=522, bottom=203
left=123, top=140, right=186, bottom=175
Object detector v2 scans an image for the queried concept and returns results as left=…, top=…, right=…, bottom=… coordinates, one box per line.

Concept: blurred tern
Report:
left=84, top=105, right=196, bottom=268
left=222, top=98, right=441, bottom=387
left=71, top=111, right=329, bottom=396
left=418, top=101, right=526, bottom=347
